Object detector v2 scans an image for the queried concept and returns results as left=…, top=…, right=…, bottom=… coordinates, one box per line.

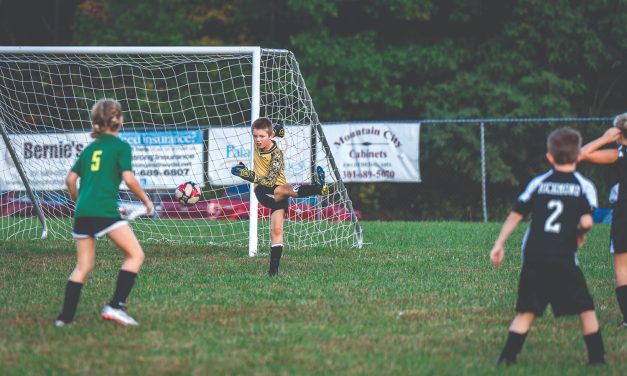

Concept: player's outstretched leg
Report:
left=290, top=166, right=329, bottom=199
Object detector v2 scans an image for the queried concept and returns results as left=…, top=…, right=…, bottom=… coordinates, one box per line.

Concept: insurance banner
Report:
left=118, top=130, right=204, bottom=189
left=1, top=130, right=204, bottom=190
left=208, top=126, right=311, bottom=185
left=321, top=122, right=421, bottom=183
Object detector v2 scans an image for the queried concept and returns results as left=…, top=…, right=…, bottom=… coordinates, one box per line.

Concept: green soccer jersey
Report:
left=71, top=134, right=133, bottom=218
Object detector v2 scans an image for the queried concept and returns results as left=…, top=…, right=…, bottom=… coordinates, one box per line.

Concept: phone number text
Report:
left=134, top=168, right=190, bottom=176
left=342, top=169, right=396, bottom=179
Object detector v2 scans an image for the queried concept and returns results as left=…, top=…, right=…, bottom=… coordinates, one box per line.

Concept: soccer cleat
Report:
left=495, top=355, right=516, bottom=367
left=315, top=166, right=326, bottom=187
left=587, top=360, right=607, bottom=367
left=101, top=305, right=139, bottom=326
left=315, top=166, right=329, bottom=195
left=55, top=319, right=68, bottom=327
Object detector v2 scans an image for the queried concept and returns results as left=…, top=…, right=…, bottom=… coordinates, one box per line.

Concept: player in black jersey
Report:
left=490, top=128, right=605, bottom=366
left=579, top=113, right=627, bottom=327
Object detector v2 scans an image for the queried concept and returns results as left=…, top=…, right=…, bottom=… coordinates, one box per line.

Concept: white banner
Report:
left=321, top=123, right=421, bottom=182
left=0, top=130, right=204, bottom=190
left=118, top=130, right=204, bottom=189
left=1, top=132, right=91, bottom=190
left=208, top=126, right=311, bottom=186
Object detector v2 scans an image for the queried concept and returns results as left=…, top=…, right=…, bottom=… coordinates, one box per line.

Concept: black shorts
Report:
left=516, top=260, right=595, bottom=317
left=254, top=185, right=288, bottom=213
left=610, top=207, right=627, bottom=254
left=72, top=217, right=127, bottom=239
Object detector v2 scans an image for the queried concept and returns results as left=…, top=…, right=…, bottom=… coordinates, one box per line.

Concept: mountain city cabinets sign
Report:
left=0, top=130, right=204, bottom=190
left=321, top=123, right=421, bottom=183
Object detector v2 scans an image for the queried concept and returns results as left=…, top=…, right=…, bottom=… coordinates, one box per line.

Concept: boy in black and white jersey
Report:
left=489, top=127, right=605, bottom=366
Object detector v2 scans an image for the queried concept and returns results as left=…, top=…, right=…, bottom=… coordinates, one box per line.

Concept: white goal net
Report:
left=0, top=47, right=362, bottom=253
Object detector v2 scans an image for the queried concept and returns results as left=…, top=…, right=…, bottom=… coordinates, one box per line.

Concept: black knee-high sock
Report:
left=583, top=330, right=605, bottom=364
left=268, top=244, right=283, bottom=276
left=616, top=285, right=627, bottom=323
left=57, top=280, right=83, bottom=323
left=109, top=270, right=137, bottom=309
left=295, top=184, right=321, bottom=198
left=499, top=331, right=528, bottom=364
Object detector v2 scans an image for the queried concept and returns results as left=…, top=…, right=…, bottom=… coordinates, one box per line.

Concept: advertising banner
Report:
left=208, top=126, right=311, bottom=186
left=118, top=130, right=204, bottom=189
left=321, top=123, right=421, bottom=183
left=1, top=130, right=204, bottom=190
left=1, top=132, right=91, bottom=190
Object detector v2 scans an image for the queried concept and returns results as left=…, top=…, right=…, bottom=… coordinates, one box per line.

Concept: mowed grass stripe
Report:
left=0, top=221, right=624, bottom=375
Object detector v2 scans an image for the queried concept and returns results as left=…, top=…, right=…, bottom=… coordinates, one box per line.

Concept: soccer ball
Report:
left=175, top=181, right=200, bottom=206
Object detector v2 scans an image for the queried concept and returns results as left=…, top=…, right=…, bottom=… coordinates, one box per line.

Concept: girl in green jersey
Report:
left=56, top=99, right=153, bottom=327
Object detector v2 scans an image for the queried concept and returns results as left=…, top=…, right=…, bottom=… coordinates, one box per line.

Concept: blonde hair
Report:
left=613, top=113, right=627, bottom=136
left=90, top=99, right=122, bottom=138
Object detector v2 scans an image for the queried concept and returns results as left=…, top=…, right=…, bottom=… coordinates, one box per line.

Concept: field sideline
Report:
left=1, top=221, right=625, bottom=375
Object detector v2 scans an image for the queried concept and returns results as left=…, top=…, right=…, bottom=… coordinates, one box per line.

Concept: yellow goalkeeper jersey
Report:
left=253, top=141, right=286, bottom=187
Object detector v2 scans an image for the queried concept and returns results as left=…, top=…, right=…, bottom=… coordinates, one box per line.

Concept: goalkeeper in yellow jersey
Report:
left=231, top=117, right=329, bottom=276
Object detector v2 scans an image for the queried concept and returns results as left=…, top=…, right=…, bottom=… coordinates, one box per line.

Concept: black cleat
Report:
left=268, top=263, right=279, bottom=277
left=587, top=360, right=607, bottom=367
left=495, top=355, right=516, bottom=367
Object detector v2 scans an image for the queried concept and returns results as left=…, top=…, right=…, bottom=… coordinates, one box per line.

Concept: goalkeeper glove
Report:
left=274, top=121, right=285, bottom=138
left=231, top=162, right=255, bottom=182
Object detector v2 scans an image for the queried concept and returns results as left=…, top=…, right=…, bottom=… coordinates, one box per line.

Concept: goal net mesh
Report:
left=0, top=49, right=361, bottom=249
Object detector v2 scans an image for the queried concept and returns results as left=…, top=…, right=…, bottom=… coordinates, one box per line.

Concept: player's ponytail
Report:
left=613, top=113, right=627, bottom=137
left=90, top=99, right=122, bottom=138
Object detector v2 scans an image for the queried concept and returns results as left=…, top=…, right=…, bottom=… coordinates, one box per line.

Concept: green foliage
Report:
left=74, top=0, right=201, bottom=45
left=69, top=0, right=627, bottom=219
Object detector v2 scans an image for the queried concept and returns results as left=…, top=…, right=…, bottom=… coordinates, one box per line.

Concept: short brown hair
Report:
left=547, top=127, right=581, bottom=164
left=251, top=117, right=273, bottom=134
left=90, top=99, right=122, bottom=138
left=613, top=113, right=627, bottom=136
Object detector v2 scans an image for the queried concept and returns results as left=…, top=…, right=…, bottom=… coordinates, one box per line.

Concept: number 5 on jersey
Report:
left=91, top=150, right=103, bottom=171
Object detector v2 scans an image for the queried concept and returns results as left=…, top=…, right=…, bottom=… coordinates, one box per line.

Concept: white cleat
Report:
left=55, top=320, right=67, bottom=327
left=101, top=305, right=139, bottom=326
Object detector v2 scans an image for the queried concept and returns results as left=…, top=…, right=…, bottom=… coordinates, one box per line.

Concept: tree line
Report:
left=4, top=0, right=627, bottom=219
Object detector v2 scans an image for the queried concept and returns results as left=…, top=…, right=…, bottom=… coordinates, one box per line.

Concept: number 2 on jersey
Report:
left=544, top=199, right=563, bottom=233
left=91, top=150, right=103, bottom=171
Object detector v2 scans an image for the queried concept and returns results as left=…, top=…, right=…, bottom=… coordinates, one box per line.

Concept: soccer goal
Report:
left=0, top=46, right=363, bottom=254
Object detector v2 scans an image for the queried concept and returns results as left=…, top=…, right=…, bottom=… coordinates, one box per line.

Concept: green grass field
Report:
left=1, top=221, right=625, bottom=375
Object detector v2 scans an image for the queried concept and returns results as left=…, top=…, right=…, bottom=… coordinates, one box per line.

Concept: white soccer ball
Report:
left=175, top=181, right=200, bottom=206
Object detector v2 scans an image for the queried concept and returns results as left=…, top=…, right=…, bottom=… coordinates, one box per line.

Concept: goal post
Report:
left=0, top=46, right=362, bottom=251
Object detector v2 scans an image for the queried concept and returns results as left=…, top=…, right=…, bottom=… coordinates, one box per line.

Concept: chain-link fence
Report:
left=341, top=117, right=615, bottom=221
